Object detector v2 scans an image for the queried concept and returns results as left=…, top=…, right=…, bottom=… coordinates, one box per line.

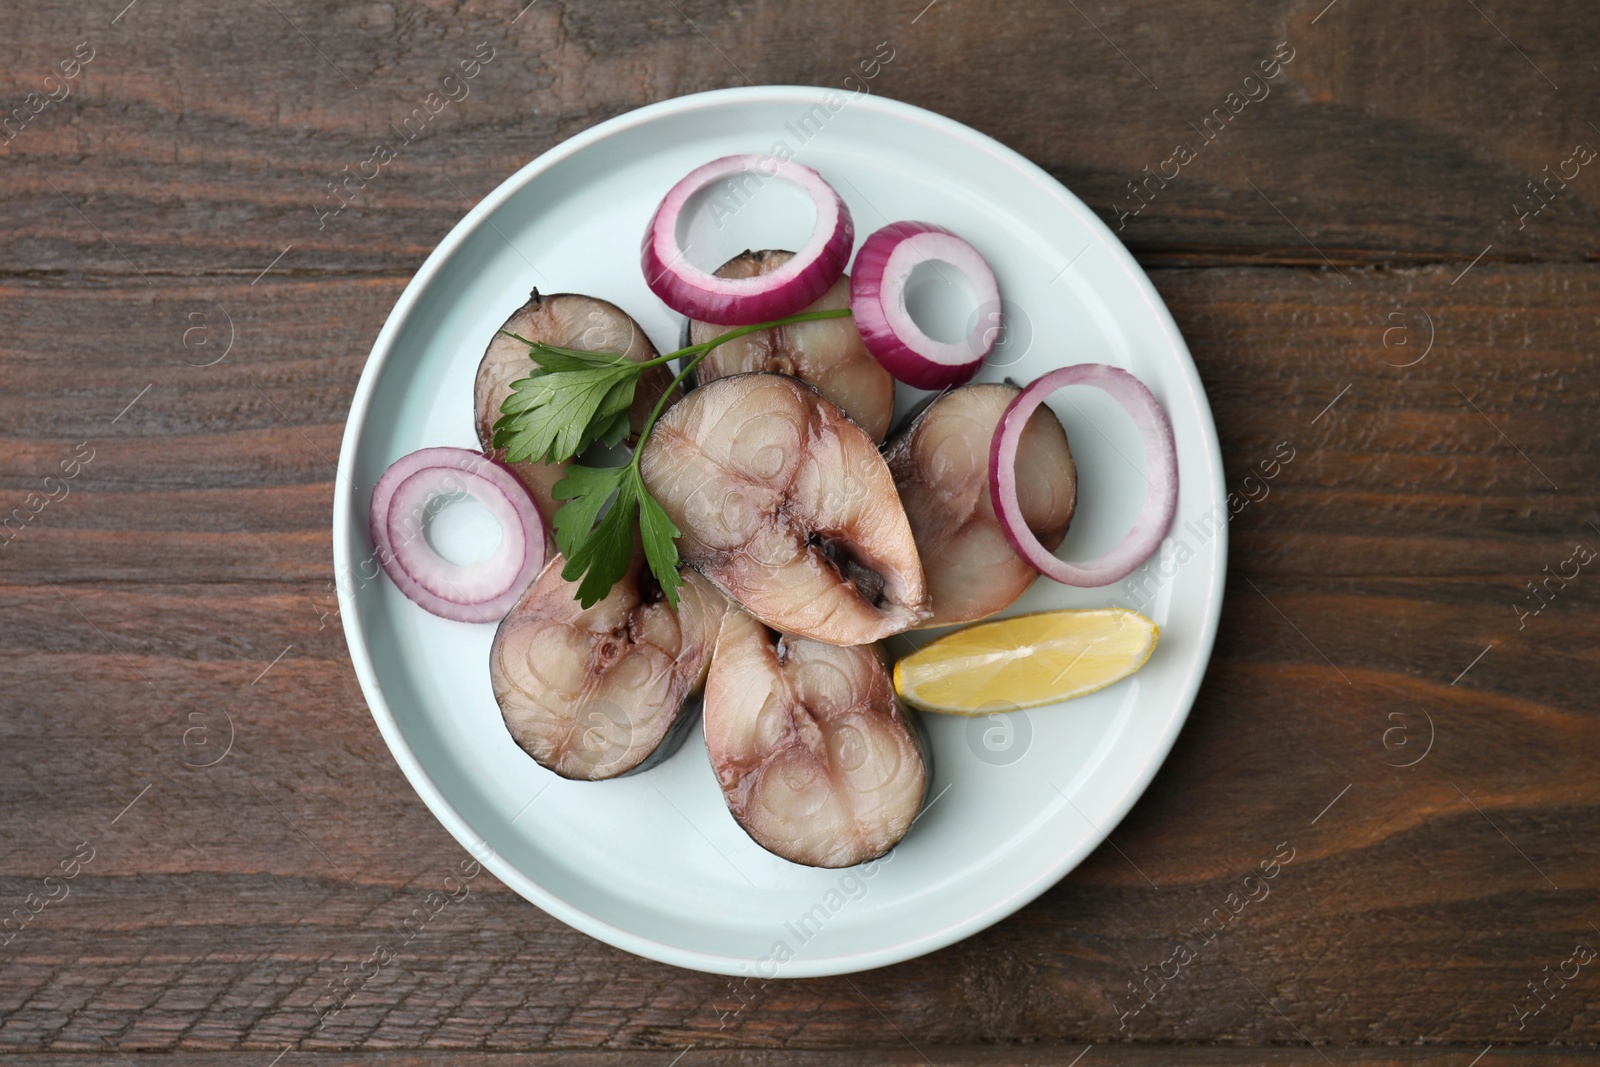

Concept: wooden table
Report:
left=3, top=1, right=1597, bottom=1062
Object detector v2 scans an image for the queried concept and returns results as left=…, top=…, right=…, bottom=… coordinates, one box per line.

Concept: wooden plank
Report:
left=4, top=263, right=1596, bottom=583
left=0, top=263, right=1596, bottom=1050
left=0, top=1052, right=1595, bottom=1066
left=0, top=1052, right=1592, bottom=1066
left=5, top=0, right=1600, bottom=1053
left=1, top=0, right=1596, bottom=276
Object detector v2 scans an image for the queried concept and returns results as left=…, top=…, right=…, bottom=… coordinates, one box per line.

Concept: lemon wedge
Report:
left=893, top=608, right=1158, bottom=715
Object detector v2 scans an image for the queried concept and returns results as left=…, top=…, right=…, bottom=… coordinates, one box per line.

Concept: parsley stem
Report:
left=635, top=307, right=854, bottom=369
left=629, top=307, right=853, bottom=467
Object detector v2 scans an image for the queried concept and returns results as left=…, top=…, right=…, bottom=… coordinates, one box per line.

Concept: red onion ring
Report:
left=368, top=447, right=545, bottom=623
left=640, top=154, right=854, bottom=325
left=989, top=365, right=1177, bottom=587
left=850, top=221, right=1001, bottom=390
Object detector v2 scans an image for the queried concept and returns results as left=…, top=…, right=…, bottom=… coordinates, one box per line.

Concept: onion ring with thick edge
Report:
left=641, top=154, right=854, bottom=325
left=369, top=446, right=545, bottom=622
left=989, top=365, right=1176, bottom=587
left=850, top=220, right=1001, bottom=390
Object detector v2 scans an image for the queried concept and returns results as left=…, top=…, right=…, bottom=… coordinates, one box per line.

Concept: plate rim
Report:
left=333, top=84, right=1228, bottom=977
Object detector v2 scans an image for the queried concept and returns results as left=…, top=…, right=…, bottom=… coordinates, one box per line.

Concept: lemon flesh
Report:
left=893, top=608, right=1158, bottom=715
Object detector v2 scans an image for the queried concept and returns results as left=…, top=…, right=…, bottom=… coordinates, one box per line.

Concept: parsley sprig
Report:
left=491, top=307, right=853, bottom=609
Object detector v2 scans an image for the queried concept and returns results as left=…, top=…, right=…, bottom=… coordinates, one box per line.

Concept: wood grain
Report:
left=0, top=1053, right=1593, bottom=1066
left=2, top=263, right=1596, bottom=1055
left=1, top=0, right=1597, bottom=277
left=2, top=0, right=1598, bottom=1060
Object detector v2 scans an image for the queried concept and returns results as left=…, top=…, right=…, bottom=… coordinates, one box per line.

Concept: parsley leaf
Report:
left=634, top=468, right=683, bottom=608
left=560, top=475, right=637, bottom=609
left=492, top=366, right=638, bottom=464
left=492, top=307, right=852, bottom=607
left=550, top=462, right=683, bottom=610
left=549, top=463, right=626, bottom=563
left=597, top=408, right=631, bottom=448
left=501, top=332, right=639, bottom=372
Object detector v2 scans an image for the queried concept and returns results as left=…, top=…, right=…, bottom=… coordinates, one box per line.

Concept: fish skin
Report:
left=640, top=372, right=929, bottom=646
left=704, top=607, right=926, bottom=868
left=491, top=551, right=724, bottom=780
left=885, top=383, right=1076, bottom=627
left=688, top=250, right=895, bottom=444
left=475, top=290, right=671, bottom=539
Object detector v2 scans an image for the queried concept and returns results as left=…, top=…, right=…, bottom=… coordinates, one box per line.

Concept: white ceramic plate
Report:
left=335, top=86, right=1226, bottom=977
